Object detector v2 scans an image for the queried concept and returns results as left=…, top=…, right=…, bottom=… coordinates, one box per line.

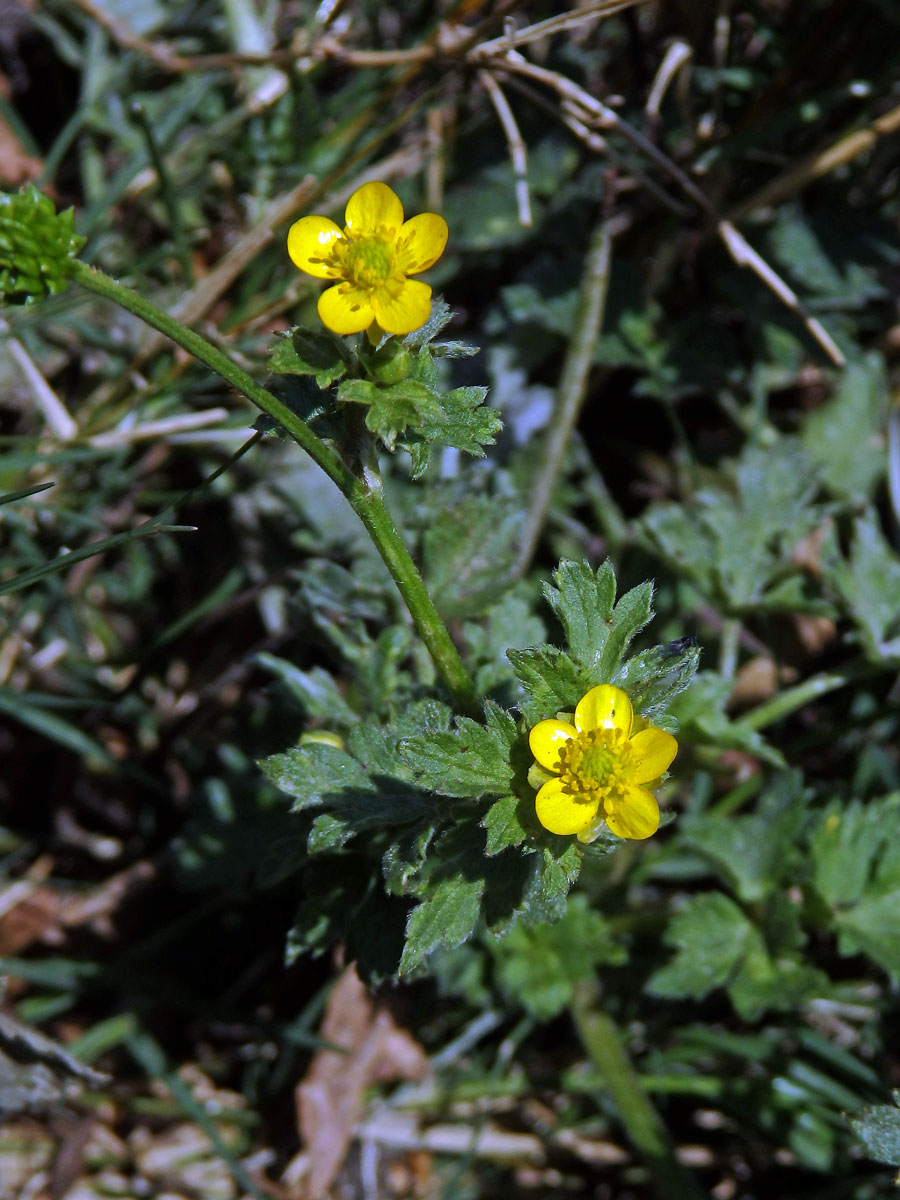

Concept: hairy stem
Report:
left=66, top=258, right=482, bottom=718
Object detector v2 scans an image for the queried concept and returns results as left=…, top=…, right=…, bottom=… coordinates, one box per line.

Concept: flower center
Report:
left=556, top=727, right=627, bottom=803
left=344, top=235, right=394, bottom=287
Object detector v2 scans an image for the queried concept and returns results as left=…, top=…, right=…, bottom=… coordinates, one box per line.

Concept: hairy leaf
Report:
left=829, top=511, right=900, bottom=662
left=849, top=1093, right=900, bottom=1167
left=400, top=715, right=514, bottom=798
left=490, top=894, right=625, bottom=1020
left=400, top=875, right=484, bottom=974
left=507, top=644, right=588, bottom=724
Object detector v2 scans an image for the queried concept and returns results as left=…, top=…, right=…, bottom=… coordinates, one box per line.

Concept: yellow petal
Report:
left=317, top=283, right=375, bottom=334
left=605, top=785, right=660, bottom=840
left=529, top=719, right=576, bottom=771
left=394, top=213, right=449, bottom=274
left=344, top=181, right=404, bottom=237
left=535, top=778, right=598, bottom=836
left=575, top=685, right=632, bottom=736
left=371, top=279, right=432, bottom=335
left=287, top=215, right=346, bottom=278
left=627, top=727, right=678, bottom=784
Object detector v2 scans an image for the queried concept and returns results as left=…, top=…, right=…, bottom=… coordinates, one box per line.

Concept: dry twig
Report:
left=478, top=48, right=846, bottom=366
left=479, top=71, right=532, bottom=227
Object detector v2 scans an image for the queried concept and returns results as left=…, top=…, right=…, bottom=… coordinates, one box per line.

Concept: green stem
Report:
left=66, top=258, right=482, bottom=719
left=735, top=658, right=879, bottom=733
left=570, top=981, right=708, bottom=1200
left=513, top=218, right=614, bottom=577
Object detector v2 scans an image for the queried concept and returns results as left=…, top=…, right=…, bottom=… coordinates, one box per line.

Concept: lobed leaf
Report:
left=400, top=715, right=514, bottom=798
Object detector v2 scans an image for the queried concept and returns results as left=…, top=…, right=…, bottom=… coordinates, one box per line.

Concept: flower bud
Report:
left=367, top=342, right=413, bottom=384
left=0, top=185, right=85, bottom=306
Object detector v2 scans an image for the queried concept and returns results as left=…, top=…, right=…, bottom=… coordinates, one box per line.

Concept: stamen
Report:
left=344, top=235, right=394, bottom=287
left=556, top=726, right=625, bottom=801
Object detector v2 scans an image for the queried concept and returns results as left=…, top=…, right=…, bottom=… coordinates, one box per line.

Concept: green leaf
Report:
left=360, top=339, right=414, bottom=383
left=401, top=298, right=456, bottom=347
left=269, top=708, right=453, bottom=856
left=542, top=560, right=654, bottom=679
left=515, top=842, right=584, bottom=926
left=306, top=786, right=434, bottom=853
left=483, top=701, right=518, bottom=748
left=810, top=794, right=900, bottom=909
left=407, top=345, right=439, bottom=390
left=613, top=638, right=701, bottom=727
left=768, top=208, right=884, bottom=307
left=835, top=890, right=900, bottom=978
left=801, top=354, right=889, bottom=502
left=639, top=441, right=822, bottom=611
left=682, top=773, right=809, bottom=902
left=464, top=590, right=547, bottom=694
left=345, top=890, right=411, bottom=985
left=649, top=894, right=750, bottom=998
left=849, top=1093, right=900, bottom=1167
left=423, top=493, right=525, bottom=618
left=269, top=327, right=349, bottom=387
left=288, top=857, right=410, bottom=982
left=542, top=559, right=617, bottom=669
left=256, top=654, right=357, bottom=723
left=647, top=892, right=816, bottom=1021
left=265, top=373, right=335, bottom=432
left=0, top=690, right=116, bottom=766
left=599, top=581, right=655, bottom=679
left=286, top=857, right=367, bottom=961
left=339, top=378, right=444, bottom=451
left=260, top=741, right=371, bottom=811
left=638, top=503, right=716, bottom=597
left=430, top=340, right=480, bottom=359
left=506, top=644, right=587, bottom=724
left=382, top=822, right=436, bottom=896
left=404, top=440, right=432, bottom=479
left=400, top=875, right=484, bottom=974
left=811, top=794, right=900, bottom=976
left=829, top=511, right=900, bottom=661
left=490, top=894, right=626, bottom=1020
left=481, top=793, right=530, bottom=854
left=307, top=812, right=353, bottom=853
left=0, top=481, right=54, bottom=506
left=336, top=378, right=380, bottom=407
left=400, top=715, right=514, bottom=797
left=412, top=386, right=501, bottom=457
left=348, top=700, right=453, bottom=780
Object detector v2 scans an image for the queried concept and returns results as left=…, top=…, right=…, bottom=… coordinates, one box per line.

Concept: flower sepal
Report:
left=527, top=760, right=554, bottom=792
left=360, top=339, right=413, bottom=385
left=269, top=326, right=351, bottom=389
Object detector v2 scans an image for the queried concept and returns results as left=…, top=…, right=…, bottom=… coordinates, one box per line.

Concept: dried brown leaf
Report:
left=296, top=964, right=428, bottom=1199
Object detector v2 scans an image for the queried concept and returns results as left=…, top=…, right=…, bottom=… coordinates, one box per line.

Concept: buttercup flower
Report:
left=287, top=181, right=448, bottom=336
left=529, top=685, right=677, bottom=841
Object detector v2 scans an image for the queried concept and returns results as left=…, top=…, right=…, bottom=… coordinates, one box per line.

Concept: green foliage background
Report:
left=2, top=0, right=900, bottom=1196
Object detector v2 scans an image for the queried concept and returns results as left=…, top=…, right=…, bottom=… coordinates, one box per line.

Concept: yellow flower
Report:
left=286, top=181, right=448, bottom=336
left=528, top=685, right=677, bottom=841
